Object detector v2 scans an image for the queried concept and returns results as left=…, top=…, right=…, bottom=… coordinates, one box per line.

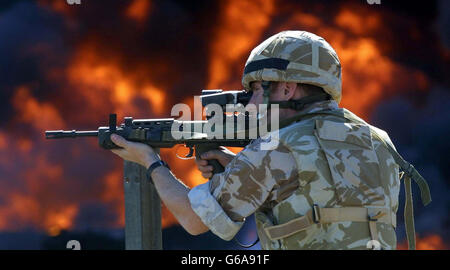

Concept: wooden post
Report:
left=123, top=160, right=162, bottom=250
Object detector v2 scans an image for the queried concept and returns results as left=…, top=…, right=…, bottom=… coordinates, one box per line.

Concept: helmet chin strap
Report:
left=261, top=81, right=271, bottom=106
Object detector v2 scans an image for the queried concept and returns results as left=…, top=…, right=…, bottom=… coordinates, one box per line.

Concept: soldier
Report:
left=110, top=31, right=430, bottom=250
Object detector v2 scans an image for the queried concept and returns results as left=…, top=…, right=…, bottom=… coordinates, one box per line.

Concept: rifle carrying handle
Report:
left=195, top=143, right=225, bottom=178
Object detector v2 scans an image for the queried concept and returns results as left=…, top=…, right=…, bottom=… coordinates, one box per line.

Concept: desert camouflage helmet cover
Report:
left=242, top=30, right=342, bottom=103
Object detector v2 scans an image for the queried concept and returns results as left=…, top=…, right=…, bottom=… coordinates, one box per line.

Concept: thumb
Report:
left=201, top=149, right=232, bottom=167
left=110, top=134, right=128, bottom=147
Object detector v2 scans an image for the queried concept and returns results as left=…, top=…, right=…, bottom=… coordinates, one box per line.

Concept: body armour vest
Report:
left=255, top=106, right=400, bottom=250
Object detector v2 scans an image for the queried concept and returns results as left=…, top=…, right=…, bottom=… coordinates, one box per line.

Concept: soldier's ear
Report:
left=284, top=82, right=297, bottom=100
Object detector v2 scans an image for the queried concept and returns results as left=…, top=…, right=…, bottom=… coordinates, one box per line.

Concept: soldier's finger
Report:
left=198, top=165, right=213, bottom=173
left=110, top=134, right=128, bottom=148
left=202, top=172, right=212, bottom=179
left=111, top=149, right=127, bottom=157
left=200, top=150, right=222, bottom=160
left=195, top=158, right=208, bottom=166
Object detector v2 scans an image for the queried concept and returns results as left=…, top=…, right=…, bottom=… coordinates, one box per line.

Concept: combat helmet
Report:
left=242, top=30, right=342, bottom=104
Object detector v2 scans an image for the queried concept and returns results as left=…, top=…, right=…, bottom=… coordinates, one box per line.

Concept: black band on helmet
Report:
left=244, top=58, right=290, bottom=75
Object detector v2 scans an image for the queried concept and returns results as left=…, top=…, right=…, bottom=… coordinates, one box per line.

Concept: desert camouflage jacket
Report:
left=188, top=100, right=400, bottom=250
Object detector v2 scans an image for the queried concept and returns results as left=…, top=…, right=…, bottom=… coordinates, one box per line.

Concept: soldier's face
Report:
left=248, top=81, right=264, bottom=106
left=248, top=81, right=297, bottom=106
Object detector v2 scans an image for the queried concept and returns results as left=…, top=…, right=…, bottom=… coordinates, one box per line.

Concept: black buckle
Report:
left=312, top=204, right=320, bottom=224
left=368, top=211, right=384, bottom=222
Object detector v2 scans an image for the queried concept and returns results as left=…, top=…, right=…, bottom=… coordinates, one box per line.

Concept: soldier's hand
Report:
left=110, top=134, right=159, bottom=168
left=195, top=147, right=236, bottom=179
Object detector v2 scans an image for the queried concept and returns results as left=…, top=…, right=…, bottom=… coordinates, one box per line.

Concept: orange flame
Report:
left=12, top=86, right=65, bottom=131
left=67, top=43, right=167, bottom=118
left=45, top=205, right=79, bottom=236
left=0, top=127, right=77, bottom=235
left=398, top=234, right=449, bottom=250
left=335, top=9, right=381, bottom=35
left=2, top=85, right=75, bottom=235
left=0, top=132, right=7, bottom=150
left=2, top=0, right=439, bottom=237
left=207, top=0, right=275, bottom=89
left=126, top=0, right=152, bottom=23
left=101, top=170, right=126, bottom=227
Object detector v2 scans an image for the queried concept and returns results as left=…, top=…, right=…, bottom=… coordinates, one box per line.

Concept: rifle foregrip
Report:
left=195, top=143, right=225, bottom=178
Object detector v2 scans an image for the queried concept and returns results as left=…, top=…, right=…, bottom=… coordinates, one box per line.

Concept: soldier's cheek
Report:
left=249, top=91, right=263, bottom=106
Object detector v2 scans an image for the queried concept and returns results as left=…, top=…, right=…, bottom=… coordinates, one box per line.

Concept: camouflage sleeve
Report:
left=188, top=138, right=298, bottom=241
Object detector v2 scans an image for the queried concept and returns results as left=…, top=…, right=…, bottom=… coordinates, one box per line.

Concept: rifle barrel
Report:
left=45, top=130, right=99, bottom=139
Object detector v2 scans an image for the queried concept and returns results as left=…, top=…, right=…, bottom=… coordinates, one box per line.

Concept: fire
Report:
left=45, top=205, right=79, bottom=236
left=101, top=171, right=126, bottom=227
left=398, top=234, right=449, bottom=250
left=12, top=86, right=65, bottom=131
left=0, top=193, right=39, bottom=231
left=1, top=0, right=443, bottom=245
left=335, top=8, right=381, bottom=35
left=0, top=132, right=7, bottom=150
left=0, top=191, right=78, bottom=236
left=66, top=43, right=168, bottom=119
left=126, top=0, right=152, bottom=23
left=207, top=0, right=275, bottom=89
left=142, top=86, right=166, bottom=115
left=17, top=138, right=33, bottom=153
left=0, top=127, right=78, bottom=234
left=0, top=86, right=81, bottom=232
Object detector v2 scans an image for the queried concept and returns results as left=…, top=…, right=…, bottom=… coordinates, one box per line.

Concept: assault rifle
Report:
left=45, top=90, right=255, bottom=175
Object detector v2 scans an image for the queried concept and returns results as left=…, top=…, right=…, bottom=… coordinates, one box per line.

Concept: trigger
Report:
left=186, top=146, right=194, bottom=158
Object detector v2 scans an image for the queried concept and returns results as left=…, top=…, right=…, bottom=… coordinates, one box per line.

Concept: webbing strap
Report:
left=264, top=210, right=314, bottom=240
left=370, top=131, right=432, bottom=206
left=264, top=206, right=394, bottom=241
left=369, top=221, right=379, bottom=243
left=404, top=175, right=416, bottom=250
